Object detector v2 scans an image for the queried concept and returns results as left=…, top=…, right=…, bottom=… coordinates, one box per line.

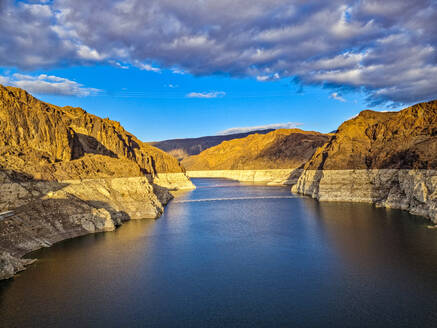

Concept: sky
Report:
left=0, top=0, right=436, bottom=141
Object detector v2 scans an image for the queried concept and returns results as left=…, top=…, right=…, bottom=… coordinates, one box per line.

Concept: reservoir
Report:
left=1, top=178, right=437, bottom=327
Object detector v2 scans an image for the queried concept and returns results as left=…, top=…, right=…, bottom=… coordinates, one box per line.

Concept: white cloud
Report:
left=330, top=92, right=347, bottom=102
left=171, top=68, right=186, bottom=75
left=0, top=73, right=101, bottom=97
left=77, top=45, right=106, bottom=61
left=256, top=73, right=280, bottom=82
left=134, top=61, right=161, bottom=73
left=217, top=122, right=304, bottom=135
left=186, top=91, right=226, bottom=98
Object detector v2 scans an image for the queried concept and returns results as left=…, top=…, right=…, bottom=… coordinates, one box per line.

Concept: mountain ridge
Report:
left=0, top=84, right=184, bottom=180
left=303, top=100, right=437, bottom=170
left=150, top=129, right=276, bottom=160
left=182, top=128, right=330, bottom=170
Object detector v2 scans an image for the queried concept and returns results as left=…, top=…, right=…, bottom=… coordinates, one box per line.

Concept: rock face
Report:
left=292, top=100, right=437, bottom=223
left=0, top=84, right=194, bottom=280
left=150, top=129, right=275, bottom=160
left=0, top=85, right=184, bottom=176
left=182, top=129, right=329, bottom=170
left=0, top=252, right=35, bottom=281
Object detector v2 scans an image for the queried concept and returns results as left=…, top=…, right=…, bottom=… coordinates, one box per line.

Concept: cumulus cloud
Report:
left=330, top=92, right=346, bottom=102
left=186, top=91, right=226, bottom=98
left=1, top=0, right=436, bottom=105
left=0, top=73, right=101, bottom=96
left=217, top=122, right=304, bottom=135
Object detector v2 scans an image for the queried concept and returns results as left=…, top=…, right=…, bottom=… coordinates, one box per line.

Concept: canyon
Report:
left=1, top=83, right=436, bottom=281
left=182, top=101, right=437, bottom=222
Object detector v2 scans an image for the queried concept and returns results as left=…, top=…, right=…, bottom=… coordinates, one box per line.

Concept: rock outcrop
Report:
left=0, top=84, right=194, bottom=280
left=182, top=129, right=329, bottom=170
left=292, top=100, right=437, bottom=223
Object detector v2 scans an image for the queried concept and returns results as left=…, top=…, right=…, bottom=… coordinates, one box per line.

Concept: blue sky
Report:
left=0, top=65, right=368, bottom=141
left=1, top=0, right=436, bottom=141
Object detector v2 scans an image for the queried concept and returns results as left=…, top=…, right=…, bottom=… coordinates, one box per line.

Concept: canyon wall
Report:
left=0, top=84, right=194, bottom=280
left=292, top=100, right=437, bottom=223
left=292, top=169, right=437, bottom=223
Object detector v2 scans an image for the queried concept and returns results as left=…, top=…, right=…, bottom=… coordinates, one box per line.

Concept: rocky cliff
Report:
left=0, top=85, right=184, bottom=176
left=182, top=129, right=329, bottom=170
left=292, top=100, right=437, bottom=223
left=0, top=84, right=194, bottom=280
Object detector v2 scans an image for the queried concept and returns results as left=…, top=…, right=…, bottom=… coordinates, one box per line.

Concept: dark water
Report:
left=1, top=178, right=437, bottom=328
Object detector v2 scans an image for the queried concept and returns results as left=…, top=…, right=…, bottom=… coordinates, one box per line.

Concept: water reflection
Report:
left=302, top=199, right=437, bottom=282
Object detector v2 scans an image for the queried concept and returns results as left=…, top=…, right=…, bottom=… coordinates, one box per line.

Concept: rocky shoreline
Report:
left=291, top=169, right=437, bottom=224
left=187, top=169, right=303, bottom=185
left=188, top=168, right=437, bottom=223
left=0, top=84, right=197, bottom=280
left=0, top=173, right=194, bottom=280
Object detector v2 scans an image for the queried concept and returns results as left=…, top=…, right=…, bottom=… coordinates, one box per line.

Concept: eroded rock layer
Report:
left=187, top=169, right=304, bottom=185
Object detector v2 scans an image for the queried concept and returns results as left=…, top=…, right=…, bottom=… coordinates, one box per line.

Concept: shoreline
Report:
left=0, top=173, right=195, bottom=280
left=3, top=167, right=436, bottom=281
left=190, top=169, right=437, bottom=223
left=292, top=169, right=437, bottom=224
left=186, top=169, right=303, bottom=185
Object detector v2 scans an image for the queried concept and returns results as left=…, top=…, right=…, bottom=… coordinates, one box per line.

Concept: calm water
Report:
left=1, top=178, right=437, bottom=327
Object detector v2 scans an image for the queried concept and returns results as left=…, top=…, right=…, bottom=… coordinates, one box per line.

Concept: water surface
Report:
left=1, top=178, right=437, bottom=327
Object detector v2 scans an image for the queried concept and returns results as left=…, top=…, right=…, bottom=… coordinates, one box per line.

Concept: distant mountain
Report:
left=150, top=129, right=275, bottom=160
left=181, top=129, right=329, bottom=170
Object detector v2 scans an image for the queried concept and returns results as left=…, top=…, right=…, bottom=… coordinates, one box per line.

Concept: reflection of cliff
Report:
left=301, top=199, right=437, bottom=288
left=0, top=85, right=194, bottom=280
left=292, top=100, right=437, bottom=223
